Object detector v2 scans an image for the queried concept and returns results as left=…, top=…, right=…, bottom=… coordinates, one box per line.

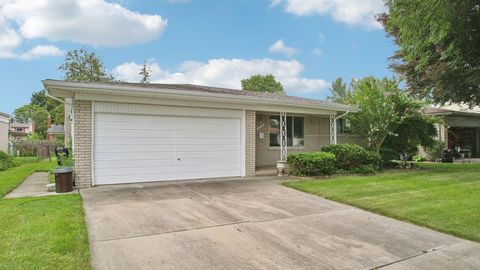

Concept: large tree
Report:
left=380, top=0, right=480, bottom=106
left=327, top=77, right=349, bottom=103
left=58, top=48, right=114, bottom=82
left=241, top=74, right=285, bottom=94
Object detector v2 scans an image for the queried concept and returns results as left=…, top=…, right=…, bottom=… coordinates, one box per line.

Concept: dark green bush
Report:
left=321, top=144, right=381, bottom=170
left=0, top=151, right=19, bottom=171
left=364, top=150, right=382, bottom=169
left=350, top=164, right=376, bottom=175
left=287, top=152, right=336, bottom=176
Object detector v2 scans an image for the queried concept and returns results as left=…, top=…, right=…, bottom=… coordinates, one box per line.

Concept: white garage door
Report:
left=93, top=113, right=242, bottom=185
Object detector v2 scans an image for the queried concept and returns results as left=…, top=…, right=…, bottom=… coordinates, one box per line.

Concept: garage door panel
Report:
left=95, top=137, right=176, bottom=145
left=175, top=163, right=241, bottom=172
left=96, top=129, right=175, bottom=138
left=95, top=165, right=175, bottom=177
left=176, top=123, right=240, bottom=132
left=94, top=112, right=242, bottom=185
left=175, top=145, right=240, bottom=152
left=97, top=113, right=176, bottom=124
left=177, top=157, right=240, bottom=166
left=95, top=159, right=175, bottom=169
left=95, top=151, right=175, bottom=161
left=175, top=131, right=240, bottom=138
left=96, top=144, right=175, bottom=153
left=97, top=122, right=176, bottom=131
left=175, top=137, right=240, bottom=145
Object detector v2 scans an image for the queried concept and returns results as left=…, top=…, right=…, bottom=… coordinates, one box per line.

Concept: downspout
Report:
left=335, top=110, right=350, bottom=121
left=331, top=110, right=350, bottom=145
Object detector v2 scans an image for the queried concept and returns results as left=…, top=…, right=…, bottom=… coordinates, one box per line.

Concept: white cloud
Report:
left=269, top=0, right=282, bottom=8
left=113, top=58, right=329, bottom=94
left=1, top=0, right=167, bottom=47
left=19, top=45, right=63, bottom=60
left=0, top=0, right=167, bottom=59
left=0, top=17, right=21, bottom=58
left=268, top=40, right=298, bottom=57
left=272, top=0, right=386, bottom=29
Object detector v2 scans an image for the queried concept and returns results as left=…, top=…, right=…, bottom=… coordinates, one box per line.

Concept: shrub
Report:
left=365, top=150, right=382, bottom=169
left=350, top=164, right=376, bottom=175
left=413, top=155, right=427, bottom=162
left=321, top=144, right=381, bottom=170
left=287, top=152, right=336, bottom=176
left=425, top=140, right=445, bottom=161
left=0, top=151, right=19, bottom=171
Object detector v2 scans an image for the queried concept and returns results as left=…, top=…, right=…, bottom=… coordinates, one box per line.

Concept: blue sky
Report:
left=0, top=0, right=395, bottom=115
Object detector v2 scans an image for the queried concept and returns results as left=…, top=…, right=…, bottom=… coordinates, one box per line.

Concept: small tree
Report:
left=346, top=77, right=404, bottom=152
left=139, top=61, right=152, bottom=84
left=58, top=49, right=114, bottom=82
left=382, top=114, right=437, bottom=167
left=327, top=77, right=349, bottom=103
left=241, top=74, right=285, bottom=94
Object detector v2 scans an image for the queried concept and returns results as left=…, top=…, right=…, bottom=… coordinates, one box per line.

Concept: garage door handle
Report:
left=177, top=158, right=181, bottom=161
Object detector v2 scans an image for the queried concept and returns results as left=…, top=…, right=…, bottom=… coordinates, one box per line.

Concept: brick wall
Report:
left=245, top=110, right=256, bottom=176
left=73, top=101, right=92, bottom=189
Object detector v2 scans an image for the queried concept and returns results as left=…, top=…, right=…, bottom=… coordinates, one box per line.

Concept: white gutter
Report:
left=335, top=110, right=350, bottom=120
left=45, top=90, right=65, bottom=104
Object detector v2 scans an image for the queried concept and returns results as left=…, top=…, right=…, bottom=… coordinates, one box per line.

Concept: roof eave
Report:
left=43, top=80, right=358, bottom=113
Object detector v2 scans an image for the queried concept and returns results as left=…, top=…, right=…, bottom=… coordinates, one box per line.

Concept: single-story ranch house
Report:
left=43, top=80, right=364, bottom=188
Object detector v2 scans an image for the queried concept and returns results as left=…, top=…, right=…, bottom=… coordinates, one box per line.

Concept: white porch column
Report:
left=330, top=115, right=337, bottom=145
left=280, top=112, right=287, bottom=161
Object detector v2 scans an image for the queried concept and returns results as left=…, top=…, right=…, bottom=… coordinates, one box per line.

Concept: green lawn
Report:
left=0, top=161, right=92, bottom=270
left=283, top=163, right=480, bottom=242
left=0, top=159, right=55, bottom=197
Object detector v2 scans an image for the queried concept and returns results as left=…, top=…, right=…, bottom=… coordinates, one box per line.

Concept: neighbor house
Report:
left=9, top=122, right=33, bottom=141
left=44, top=80, right=360, bottom=188
left=426, top=104, right=480, bottom=158
left=0, top=112, right=11, bottom=153
left=46, top=114, right=64, bottom=142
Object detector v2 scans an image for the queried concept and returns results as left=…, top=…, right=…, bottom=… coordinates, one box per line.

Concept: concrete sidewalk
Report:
left=81, top=178, right=480, bottom=270
left=4, top=172, right=77, bottom=198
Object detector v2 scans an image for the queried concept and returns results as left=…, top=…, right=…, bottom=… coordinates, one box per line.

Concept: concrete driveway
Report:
left=80, top=178, right=480, bottom=270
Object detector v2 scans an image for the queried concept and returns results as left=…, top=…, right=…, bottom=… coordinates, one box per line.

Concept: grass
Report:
left=0, top=159, right=56, bottom=197
left=0, top=195, right=92, bottom=270
left=283, top=163, right=480, bottom=242
left=14, top=156, right=40, bottom=164
left=0, top=160, right=92, bottom=270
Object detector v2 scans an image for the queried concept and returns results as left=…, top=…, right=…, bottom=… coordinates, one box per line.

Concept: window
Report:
left=16, top=128, right=24, bottom=132
left=336, top=118, right=352, bottom=134
left=269, top=115, right=304, bottom=147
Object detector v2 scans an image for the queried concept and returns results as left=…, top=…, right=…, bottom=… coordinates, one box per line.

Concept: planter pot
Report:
left=276, top=160, right=287, bottom=176
left=53, top=167, right=74, bottom=193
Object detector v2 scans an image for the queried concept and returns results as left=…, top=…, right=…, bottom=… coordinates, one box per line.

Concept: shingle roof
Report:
left=426, top=106, right=480, bottom=116
left=10, top=122, right=31, bottom=128
left=47, top=125, right=64, bottom=134
left=0, top=112, right=11, bottom=118
left=44, top=80, right=355, bottom=112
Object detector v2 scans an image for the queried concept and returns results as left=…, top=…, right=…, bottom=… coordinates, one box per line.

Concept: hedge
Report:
left=287, top=152, right=336, bottom=176
left=321, top=144, right=381, bottom=170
